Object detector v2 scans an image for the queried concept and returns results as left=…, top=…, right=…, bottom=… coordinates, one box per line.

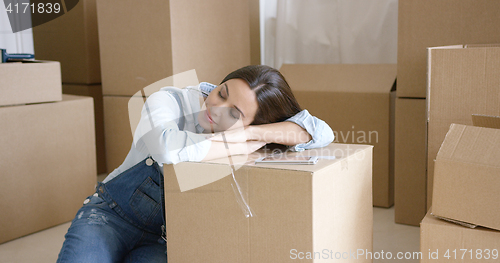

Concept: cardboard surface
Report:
left=472, top=114, right=500, bottom=129
left=249, top=0, right=261, bottom=65
left=63, top=84, right=107, bottom=174
left=432, top=123, right=500, bottom=231
left=0, top=95, right=97, bottom=244
left=97, top=0, right=251, bottom=96
left=397, top=0, right=500, bottom=98
left=426, top=45, right=500, bottom=206
left=33, top=0, right=101, bottom=84
left=165, top=143, right=373, bottom=262
left=394, top=98, right=427, bottom=226
left=102, top=96, right=136, bottom=172
left=280, top=64, right=396, bottom=207
left=420, top=210, right=500, bottom=263
left=0, top=60, right=61, bottom=107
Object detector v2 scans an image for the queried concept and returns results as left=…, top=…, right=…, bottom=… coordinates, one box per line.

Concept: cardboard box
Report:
left=394, top=98, right=427, bottom=226
left=96, top=0, right=251, bottom=96
left=165, top=143, right=373, bottom=263
left=426, top=45, right=500, bottom=206
left=0, top=60, right=61, bottom=107
left=103, top=96, right=135, bottom=172
left=0, top=95, right=97, bottom=244
left=397, top=0, right=500, bottom=98
left=420, top=209, right=500, bottom=263
left=63, top=84, right=106, bottom=174
left=249, top=0, right=261, bottom=65
left=280, top=64, right=396, bottom=207
left=432, top=118, right=500, bottom=231
left=33, top=0, right=100, bottom=84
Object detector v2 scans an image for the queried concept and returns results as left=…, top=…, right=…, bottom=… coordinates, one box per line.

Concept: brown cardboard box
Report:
left=280, top=64, right=396, bottom=207
left=0, top=60, right=61, bottom=106
left=103, top=96, right=135, bottom=172
left=0, top=95, right=97, bottom=244
left=249, top=0, right=260, bottom=65
left=165, top=143, right=373, bottom=262
left=420, top=209, right=500, bottom=263
left=426, top=45, right=500, bottom=207
left=96, top=0, right=251, bottom=96
left=33, top=0, right=100, bottom=84
left=63, top=84, right=106, bottom=174
left=397, top=0, right=500, bottom=98
left=432, top=118, right=500, bottom=231
left=394, top=98, right=427, bottom=226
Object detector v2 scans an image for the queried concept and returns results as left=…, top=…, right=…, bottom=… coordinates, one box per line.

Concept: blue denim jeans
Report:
left=57, top=158, right=167, bottom=263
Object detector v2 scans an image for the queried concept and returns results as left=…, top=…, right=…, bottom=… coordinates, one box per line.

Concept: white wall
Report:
left=0, top=0, right=34, bottom=54
left=260, top=0, right=398, bottom=69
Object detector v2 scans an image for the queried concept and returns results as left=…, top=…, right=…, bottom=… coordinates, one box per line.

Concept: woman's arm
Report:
left=246, top=121, right=312, bottom=146
left=281, top=109, right=334, bottom=151
left=209, top=109, right=334, bottom=151
left=201, top=140, right=266, bottom=161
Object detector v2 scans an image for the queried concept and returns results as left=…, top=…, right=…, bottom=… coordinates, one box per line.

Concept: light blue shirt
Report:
left=103, top=82, right=334, bottom=183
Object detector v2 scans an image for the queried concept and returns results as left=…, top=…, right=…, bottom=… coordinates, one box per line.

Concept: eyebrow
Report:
left=225, top=83, right=246, bottom=118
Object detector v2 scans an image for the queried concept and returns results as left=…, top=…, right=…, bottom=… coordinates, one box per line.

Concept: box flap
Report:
left=436, top=124, right=500, bottom=168
left=280, top=64, right=396, bottom=93
left=472, top=114, right=500, bottom=129
left=465, top=44, right=500, bottom=48
left=427, top=44, right=464, bottom=50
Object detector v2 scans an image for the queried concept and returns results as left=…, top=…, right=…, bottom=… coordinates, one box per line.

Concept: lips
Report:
left=206, top=108, right=216, bottom=124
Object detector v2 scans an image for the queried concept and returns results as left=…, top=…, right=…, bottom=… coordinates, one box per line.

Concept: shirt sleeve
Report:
left=284, top=109, right=335, bottom=151
left=199, top=82, right=217, bottom=95
left=133, top=89, right=212, bottom=164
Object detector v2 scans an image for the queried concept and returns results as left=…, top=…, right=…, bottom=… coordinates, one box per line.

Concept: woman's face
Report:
left=198, top=78, right=258, bottom=133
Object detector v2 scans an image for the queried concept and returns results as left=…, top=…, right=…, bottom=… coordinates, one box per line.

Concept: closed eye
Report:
left=218, top=89, right=240, bottom=119
left=218, top=84, right=245, bottom=120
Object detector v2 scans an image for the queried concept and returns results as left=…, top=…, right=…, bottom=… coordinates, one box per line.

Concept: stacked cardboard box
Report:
left=420, top=116, right=500, bottom=262
left=33, top=0, right=106, bottom=174
left=0, top=61, right=61, bottom=106
left=420, top=210, right=500, bottom=263
left=165, top=143, right=373, bottom=262
left=96, top=0, right=256, bottom=172
left=394, top=98, right=427, bottom=225
left=426, top=44, right=500, bottom=207
left=280, top=64, right=396, bottom=208
left=432, top=117, right=500, bottom=230
left=395, top=0, right=500, bottom=226
left=0, top=61, right=96, bottom=244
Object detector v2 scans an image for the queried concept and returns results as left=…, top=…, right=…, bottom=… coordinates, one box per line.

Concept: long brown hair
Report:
left=221, top=65, right=302, bottom=125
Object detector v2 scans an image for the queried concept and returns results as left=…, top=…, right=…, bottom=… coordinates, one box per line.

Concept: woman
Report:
left=57, top=65, right=334, bottom=263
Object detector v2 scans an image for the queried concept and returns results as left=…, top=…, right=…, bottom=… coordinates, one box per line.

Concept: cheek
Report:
left=222, top=117, right=245, bottom=131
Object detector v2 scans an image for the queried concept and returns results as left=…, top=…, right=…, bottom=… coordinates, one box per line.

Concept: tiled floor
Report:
left=0, top=206, right=420, bottom=262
